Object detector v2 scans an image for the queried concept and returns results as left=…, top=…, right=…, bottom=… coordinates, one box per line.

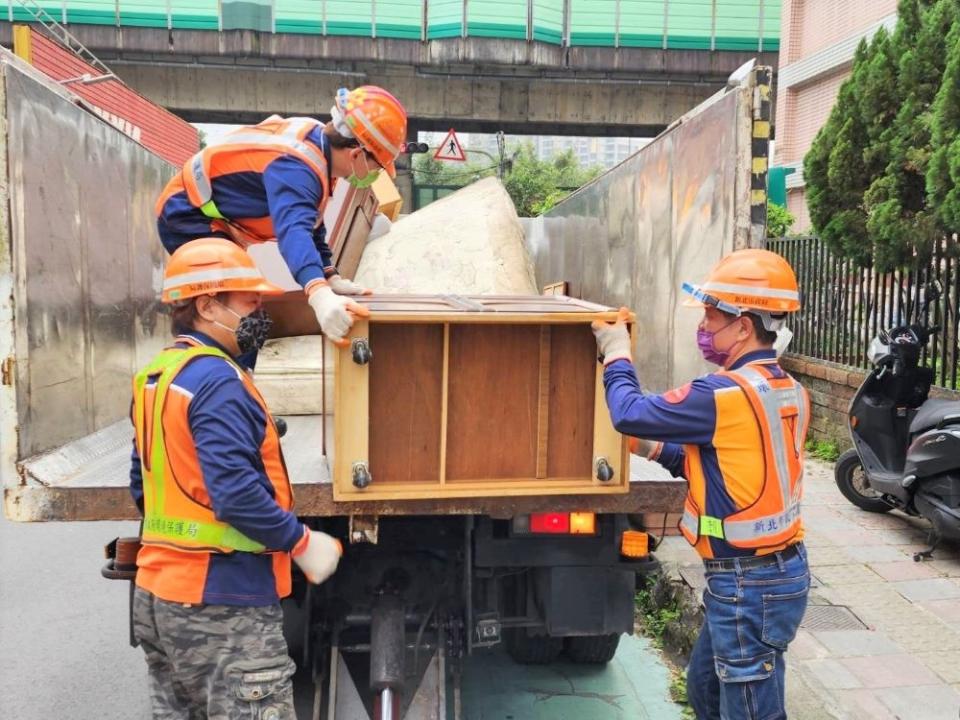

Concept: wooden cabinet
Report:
left=327, top=295, right=632, bottom=501
left=325, top=184, right=379, bottom=279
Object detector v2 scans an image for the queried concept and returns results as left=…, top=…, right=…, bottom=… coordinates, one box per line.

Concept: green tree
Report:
left=413, top=141, right=602, bottom=217
left=864, top=0, right=958, bottom=268
left=502, top=143, right=602, bottom=216
left=412, top=152, right=494, bottom=186
left=927, top=18, right=960, bottom=232
left=766, top=202, right=796, bottom=238
left=805, top=40, right=873, bottom=266
left=806, top=0, right=960, bottom=269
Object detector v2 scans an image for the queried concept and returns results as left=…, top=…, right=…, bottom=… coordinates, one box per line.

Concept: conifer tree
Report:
left=805, top=0, right=960, bottom=269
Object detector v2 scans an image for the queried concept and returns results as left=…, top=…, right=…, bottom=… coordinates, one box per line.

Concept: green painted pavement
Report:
left=461, top=634, right=684, bottom=719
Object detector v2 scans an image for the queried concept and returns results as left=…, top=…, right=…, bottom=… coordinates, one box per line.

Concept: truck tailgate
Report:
left=5, top=416, right=685, bottom=521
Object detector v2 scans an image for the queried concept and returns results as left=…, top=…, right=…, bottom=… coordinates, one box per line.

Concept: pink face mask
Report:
left=696, top=319, right=739, bottom=366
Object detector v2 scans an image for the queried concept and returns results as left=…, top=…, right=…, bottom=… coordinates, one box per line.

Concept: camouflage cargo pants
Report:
left=132, top=588, right=297, bottom=720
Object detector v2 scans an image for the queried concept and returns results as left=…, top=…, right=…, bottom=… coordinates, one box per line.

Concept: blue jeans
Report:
left=687, top=544, right=810, bottom=720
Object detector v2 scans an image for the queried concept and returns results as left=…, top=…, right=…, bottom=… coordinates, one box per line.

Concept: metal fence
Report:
left=767, top=236, right=960, bottom=391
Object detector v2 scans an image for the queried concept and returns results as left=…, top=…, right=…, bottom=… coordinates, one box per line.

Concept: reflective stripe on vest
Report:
left=183, top=116, right=328, bottom=220
left=134, top=345, right=268, bottom=553
left=679, top=363, right=807, bottom=549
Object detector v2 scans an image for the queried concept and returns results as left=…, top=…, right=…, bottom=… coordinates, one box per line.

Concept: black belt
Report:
left=703, top=543, right=802, bottom=572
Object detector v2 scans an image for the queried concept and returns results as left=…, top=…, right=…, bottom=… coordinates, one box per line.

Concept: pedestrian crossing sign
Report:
left=433, top=128, right=466, bottom=162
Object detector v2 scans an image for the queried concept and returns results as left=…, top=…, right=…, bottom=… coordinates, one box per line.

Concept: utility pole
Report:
left=497, top=131, right=507, bottom=179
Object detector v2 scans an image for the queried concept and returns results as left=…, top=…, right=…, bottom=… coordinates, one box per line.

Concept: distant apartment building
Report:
left=774, top=0, right=898, bottom=231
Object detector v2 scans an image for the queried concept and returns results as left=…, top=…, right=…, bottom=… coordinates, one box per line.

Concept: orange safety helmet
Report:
left=162, top=237, right=285, bottom=304
left=682, top=248, right=800, bottom=330
left=330, top=86, right=407, bottom=179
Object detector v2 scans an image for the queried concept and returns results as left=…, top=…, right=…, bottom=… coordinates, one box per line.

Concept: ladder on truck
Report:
left=11, top=0, right=114, bottom=79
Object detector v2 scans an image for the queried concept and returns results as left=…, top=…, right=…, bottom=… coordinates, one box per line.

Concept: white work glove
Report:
left=327, top=275, right=372, bottom=296
left=291, top=527, right=342, bottom=585
left=591, top=307, right=634, bottom=365
left=307, top=283, right=370, bottom=346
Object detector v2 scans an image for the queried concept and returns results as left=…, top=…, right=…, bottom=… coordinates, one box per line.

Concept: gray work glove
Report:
left=327, top=275, right=372, bottom=296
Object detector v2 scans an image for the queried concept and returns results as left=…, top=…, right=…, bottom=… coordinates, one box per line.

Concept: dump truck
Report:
left=0, top=44, right=770, bottom=719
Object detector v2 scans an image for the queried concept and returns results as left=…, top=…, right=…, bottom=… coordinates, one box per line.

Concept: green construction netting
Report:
left=427, top=0, right=461, bottom=39
left=275, top=0, right=321, bottom=34
left=374, top=0, right=422, bottom=40
left=8, top=0, right=778, bottom=50
left=467, top=0, right=527, bottom=39
left=532, top=0, right=563, bottom=43
left=620, top=0, right=666, bottom=49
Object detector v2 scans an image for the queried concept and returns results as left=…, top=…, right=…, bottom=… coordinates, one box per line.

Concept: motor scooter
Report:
left=835, top=285, right=960, bottom=560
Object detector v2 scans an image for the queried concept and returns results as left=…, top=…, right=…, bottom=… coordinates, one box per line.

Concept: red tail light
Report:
left=529, top=512, right=570, bottom=534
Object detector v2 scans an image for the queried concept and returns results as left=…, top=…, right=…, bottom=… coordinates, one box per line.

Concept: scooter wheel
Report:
left=834, top=448, right=891, bottom=513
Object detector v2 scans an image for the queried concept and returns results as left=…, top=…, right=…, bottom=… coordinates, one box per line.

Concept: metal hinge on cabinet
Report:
left=1, top=356, right=14, bottom=386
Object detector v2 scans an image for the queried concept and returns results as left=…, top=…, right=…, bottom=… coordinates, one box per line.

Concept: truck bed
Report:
left=5, top=416, right=685, bottom=521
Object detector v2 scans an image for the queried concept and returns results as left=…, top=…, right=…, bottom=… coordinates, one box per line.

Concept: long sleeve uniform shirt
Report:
left=603, top=349, right=804, bottom=558
left=156, top=126, right=336, bottom=290
left=130, top=332, right=304, bottom=606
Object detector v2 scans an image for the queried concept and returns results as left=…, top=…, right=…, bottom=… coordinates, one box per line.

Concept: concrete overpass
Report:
left=0, top=0, right=779, bottom=136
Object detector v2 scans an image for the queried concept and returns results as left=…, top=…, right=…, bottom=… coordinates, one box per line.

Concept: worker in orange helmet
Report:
left=592, top=249, right=810, bottom=720
left=155, top=85, right=408, bottom=358
left=129, top=238, right=342, bottom=718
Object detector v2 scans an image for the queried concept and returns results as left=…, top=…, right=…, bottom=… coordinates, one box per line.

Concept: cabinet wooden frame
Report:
left=328, top=295, right=633, bottom=502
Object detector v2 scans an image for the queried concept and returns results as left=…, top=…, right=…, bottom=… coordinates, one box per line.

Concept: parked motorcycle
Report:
left=834, top=284, right=960, bottom=561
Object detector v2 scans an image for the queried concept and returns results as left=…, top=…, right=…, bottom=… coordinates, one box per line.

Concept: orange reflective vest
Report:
left=133, top=341, right=293, bottom=553
left=159, top=115, right=331, bottom=247
left=679, top=362, right=810, bottom=553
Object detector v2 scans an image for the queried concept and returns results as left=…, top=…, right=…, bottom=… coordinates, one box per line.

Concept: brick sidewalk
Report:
left=658, top=458, right=960, bottom=720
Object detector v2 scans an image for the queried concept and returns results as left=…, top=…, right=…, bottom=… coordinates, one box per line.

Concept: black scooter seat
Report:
left=910, top=399, right=960, bottom=434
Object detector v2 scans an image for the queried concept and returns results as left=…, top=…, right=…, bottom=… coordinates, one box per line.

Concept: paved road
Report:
left=2, top=517, right=681, bottom=719
left=1, top=517, right=150, bottom=719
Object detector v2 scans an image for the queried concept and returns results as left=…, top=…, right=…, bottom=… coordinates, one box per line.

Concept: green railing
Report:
left=7, top=0, right=779, bottom=51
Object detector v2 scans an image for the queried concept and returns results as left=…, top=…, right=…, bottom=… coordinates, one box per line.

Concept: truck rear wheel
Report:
left=565, top=634, right=621, bottom=664
left=504, top=629, right=564, bottom=665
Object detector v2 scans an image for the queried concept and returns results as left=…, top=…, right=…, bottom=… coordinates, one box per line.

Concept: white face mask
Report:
left=773, top=327, right=794, bottom=357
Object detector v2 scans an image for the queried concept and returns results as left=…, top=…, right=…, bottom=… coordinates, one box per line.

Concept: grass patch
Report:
left=670, top=672, right=696, bottom=718
left=636, top=575, right=695, bottom=716
left=635, top=584, right=680, bottom=649
left=806, top=438, right=841, bottom=462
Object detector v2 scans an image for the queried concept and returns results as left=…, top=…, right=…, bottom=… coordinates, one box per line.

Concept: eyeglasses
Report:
left=361, top=149, right=384, bottom=174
